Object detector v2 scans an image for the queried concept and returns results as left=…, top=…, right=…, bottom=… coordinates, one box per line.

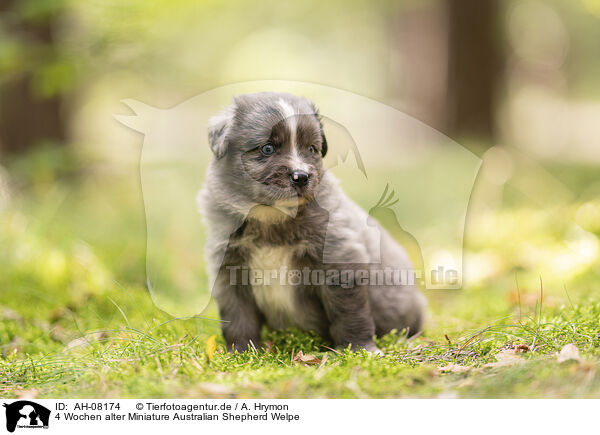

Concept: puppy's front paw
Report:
left=364, top=343, right=384, bottom=356
left=227, top=339, right=260, bottom=353
left=352, top=342, right=384, bottom=355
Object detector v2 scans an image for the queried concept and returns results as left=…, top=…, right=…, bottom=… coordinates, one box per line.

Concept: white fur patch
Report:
left=279, top=99, right=298, bottom=150
left=278, top=98, right=310, bottom=173
left=278, top=98, right=296, bottom=123
left=249, top=245, right=299, bottom=329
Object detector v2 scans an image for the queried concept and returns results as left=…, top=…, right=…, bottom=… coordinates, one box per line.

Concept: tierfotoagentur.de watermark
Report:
left=226, top=265, right=459, bottom=288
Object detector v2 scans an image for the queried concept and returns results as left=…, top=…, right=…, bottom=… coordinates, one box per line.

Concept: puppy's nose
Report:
left=290, top=170, right=309, bottom=186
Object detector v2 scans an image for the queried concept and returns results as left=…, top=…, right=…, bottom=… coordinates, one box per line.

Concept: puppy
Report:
left=199, top=92, right=426, bottom=353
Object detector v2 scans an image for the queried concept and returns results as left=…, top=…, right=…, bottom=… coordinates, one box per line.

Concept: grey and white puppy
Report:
left=199, top=92, right=426, bottom=353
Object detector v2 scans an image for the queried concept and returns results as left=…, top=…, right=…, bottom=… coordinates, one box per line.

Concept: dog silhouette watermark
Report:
left=3, top=401, right=50, bottom=433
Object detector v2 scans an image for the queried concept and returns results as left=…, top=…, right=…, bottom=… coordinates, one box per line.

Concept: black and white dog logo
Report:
left=2, top=401, right=50, bottom=433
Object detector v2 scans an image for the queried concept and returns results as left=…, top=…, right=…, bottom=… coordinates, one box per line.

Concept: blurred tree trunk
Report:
left=393, top=2, right=448, bottom=133
left=0, top=1, right=67, bottom=155
left=446, top=0, right=502, bottom=142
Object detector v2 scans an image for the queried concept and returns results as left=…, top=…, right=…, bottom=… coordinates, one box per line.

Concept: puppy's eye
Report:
left=309, top=145, right=318, bottom=154
left=261, top=144, right=275, bottom=156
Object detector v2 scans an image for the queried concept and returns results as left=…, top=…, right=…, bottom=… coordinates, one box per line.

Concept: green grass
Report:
left=2, top=286, right=600, bottom=398
left=1, top=151, right=600, bottom=398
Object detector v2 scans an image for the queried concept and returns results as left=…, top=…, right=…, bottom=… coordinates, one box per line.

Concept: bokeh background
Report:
left=1, top=0, right=600, bottom=366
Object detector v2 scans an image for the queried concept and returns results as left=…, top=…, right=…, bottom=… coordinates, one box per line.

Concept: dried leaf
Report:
left=557, top=343, right=581, bottom=363
left=292, top=350, right=322, bottom=365
left=205, top=335, right=217, bottom=362
left=483, top=349, right=524, bottom=368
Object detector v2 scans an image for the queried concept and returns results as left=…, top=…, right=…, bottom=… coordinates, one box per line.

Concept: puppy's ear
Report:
left=208, top=107, right=234, bottom=159
left=314, top=109, right=327, bottom=157
left=320, top=128, right=328, bottom=157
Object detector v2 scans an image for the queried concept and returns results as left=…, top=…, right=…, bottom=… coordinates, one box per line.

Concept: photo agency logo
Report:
left=115, top=81, right=481, bottom=317
left=2, top=401, right=50, bottom=433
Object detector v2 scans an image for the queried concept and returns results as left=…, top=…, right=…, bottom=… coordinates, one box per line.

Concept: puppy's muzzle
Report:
left=290, top=170, right=309, bottom=187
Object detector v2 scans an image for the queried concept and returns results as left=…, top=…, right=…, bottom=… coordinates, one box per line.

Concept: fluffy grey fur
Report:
left=198, top=92, right=426, bottom=353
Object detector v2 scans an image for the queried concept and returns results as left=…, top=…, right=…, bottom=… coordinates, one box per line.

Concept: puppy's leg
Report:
left=320, top=281, right=380, bottom=353
left=369, top=284, right=426, bottom=338
left=370, top=230, right=427, bottom=337
left=213, top=265, right=263, bottom=352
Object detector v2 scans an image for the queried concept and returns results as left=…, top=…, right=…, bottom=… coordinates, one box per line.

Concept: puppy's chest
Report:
left=247, top=245, right=303, bottom=329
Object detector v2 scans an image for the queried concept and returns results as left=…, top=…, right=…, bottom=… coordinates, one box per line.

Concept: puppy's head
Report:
left=208, top=92, right=327, bottom=207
